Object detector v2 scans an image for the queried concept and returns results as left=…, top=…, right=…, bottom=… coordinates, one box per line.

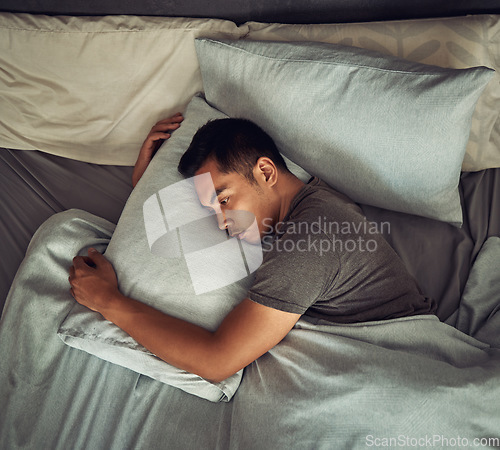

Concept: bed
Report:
left=1, top=1, right=500, bottom=448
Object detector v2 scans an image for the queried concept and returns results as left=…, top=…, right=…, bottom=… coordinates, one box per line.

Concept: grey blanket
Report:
left=0, top=209, right=499, bottom=449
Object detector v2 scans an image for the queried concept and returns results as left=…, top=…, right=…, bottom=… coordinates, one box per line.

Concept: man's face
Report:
left=194, top=158, right=276, bottom=244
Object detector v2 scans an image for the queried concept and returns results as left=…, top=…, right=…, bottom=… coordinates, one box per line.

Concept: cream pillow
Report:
left=0, top=13, right=247, bottom=165
left=245, top=15, right=500, bottom=171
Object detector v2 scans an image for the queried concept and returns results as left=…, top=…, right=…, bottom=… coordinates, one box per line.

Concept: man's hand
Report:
left=68, top=250, right=301, bottom=383
left=68, top=248, right=120, bottom=313
left=132, top=113, right=184, bottom=187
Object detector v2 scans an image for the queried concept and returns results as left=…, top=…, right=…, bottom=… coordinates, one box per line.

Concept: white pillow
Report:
left=0, top=13, right=247, bottom=165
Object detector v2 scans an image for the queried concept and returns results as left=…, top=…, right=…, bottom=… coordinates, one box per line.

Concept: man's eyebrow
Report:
left=210, top=186, right=228, bottom=204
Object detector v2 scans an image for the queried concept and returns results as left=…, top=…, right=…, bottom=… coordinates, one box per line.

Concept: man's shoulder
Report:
left=289, top=177, right=364, bottom=222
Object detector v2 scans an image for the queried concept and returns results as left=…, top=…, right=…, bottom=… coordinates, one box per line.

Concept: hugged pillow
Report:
left=0, top=13, right=246, bottom=165
left=57, top=94, right=310, bottom=402
left=195, top=38, right=494, bottom=226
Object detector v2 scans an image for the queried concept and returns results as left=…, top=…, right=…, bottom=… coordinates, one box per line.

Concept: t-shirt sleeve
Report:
left=247, top=226, right=340, bottom=314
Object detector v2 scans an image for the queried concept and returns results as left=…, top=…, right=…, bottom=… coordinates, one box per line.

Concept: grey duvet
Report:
left=0, top=209, right=499, bottom=449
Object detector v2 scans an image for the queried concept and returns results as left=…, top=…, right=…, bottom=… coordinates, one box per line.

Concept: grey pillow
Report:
left=57, top=94, right=310, bottom=402
left=194, top=38, right=494, bottom=226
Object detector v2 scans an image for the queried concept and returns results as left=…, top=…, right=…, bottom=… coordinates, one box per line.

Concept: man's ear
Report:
left=254, top=157, right=278, bottom=186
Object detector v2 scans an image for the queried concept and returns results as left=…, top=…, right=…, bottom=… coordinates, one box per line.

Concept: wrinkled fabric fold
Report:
left=1, top=209, right=500, bottom=448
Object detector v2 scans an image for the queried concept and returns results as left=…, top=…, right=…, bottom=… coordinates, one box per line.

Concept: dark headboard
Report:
left=1, top=0, right=499, bottom=24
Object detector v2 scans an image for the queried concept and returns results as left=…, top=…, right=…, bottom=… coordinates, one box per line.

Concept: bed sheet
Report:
left=361, top=168, right=500, bottom=321
left=0, top=148, right=133, bottom=315
left=0, top=209, right=499, bottom=449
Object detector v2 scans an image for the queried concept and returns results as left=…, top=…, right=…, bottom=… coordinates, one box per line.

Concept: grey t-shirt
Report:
left=247, top=177, right=436, bottom=323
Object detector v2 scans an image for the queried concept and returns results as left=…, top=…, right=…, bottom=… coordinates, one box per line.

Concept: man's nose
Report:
left=216, top=211, right=227, bottom=230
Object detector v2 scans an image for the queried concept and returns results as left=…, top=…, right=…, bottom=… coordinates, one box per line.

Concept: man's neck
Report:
left=276, top=174, right=306, bottom=224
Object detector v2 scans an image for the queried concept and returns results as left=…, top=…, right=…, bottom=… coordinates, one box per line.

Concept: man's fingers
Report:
left=72, top=253, right=99, bottom=271
left=68, top=266, right=75, bottom=287
left=156, top=113, right=183, bottom=124
left=87, top=248, right=111, bottom=268
left=147, top=132, right=171, bottom=142
left=81, top=256, right=96, bottom=268
left=152, top=123, right=178, bottom=132
left=72, top=256, right=88, bottom=270
left=152, top=115, right=183, bottom=129
left=151, top=122, right=182, bottom=134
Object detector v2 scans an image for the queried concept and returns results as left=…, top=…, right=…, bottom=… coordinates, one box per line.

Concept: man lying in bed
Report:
left=68, top=114, right=436, bottom=383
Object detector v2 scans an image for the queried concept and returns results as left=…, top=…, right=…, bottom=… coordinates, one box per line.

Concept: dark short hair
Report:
left=177, top=118, right=289, bottom=183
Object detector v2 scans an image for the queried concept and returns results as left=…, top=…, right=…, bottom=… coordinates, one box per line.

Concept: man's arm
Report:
left=69, top=249, right=300, bottom=383
left=132, top=113, right=184, bottom=187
